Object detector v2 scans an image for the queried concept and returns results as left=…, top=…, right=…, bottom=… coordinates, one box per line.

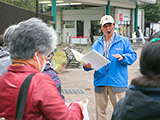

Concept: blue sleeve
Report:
left=83, top=65, right=92, bottom=71
left=119, top=39, right=137, bottom=65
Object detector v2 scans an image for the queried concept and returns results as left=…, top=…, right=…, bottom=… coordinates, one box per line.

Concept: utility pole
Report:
left=36, top=0, right=39, bottom=17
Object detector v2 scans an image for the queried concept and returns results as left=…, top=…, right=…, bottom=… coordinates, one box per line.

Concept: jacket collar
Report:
left=7, top=65, right=39, bottom=73
left=129, top=84, right=160, bottom=93
left=98, top=32, right=122, bottom=45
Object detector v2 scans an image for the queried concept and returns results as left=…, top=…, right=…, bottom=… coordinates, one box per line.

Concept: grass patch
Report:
left=52, top=51, right=67, bottom=72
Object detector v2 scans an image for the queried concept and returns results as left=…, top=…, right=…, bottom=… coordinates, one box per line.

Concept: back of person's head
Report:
left=3, top=25, right=17, bottom=47
left=149, top=30, right=160, bottom=41
left=140, top=39, right=160, bottom=77
left=137, top=26, right=139, bottom=29
left=3, top=17, right=57, bottom=60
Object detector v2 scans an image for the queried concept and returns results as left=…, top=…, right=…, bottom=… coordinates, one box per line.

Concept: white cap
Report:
left=100, top=15, right=114, bottom=26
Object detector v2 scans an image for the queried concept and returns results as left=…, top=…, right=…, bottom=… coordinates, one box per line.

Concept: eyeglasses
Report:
left=150, top=38, right=160, bottom=43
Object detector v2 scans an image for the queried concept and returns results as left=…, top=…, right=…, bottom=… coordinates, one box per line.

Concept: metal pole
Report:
left=134, top=2, right=138, bottom=32
left=52, top=0, right=57, bottom=30
left=36, top=0, right=39, bottom=17
left=105, top=0, right=110, bottom=15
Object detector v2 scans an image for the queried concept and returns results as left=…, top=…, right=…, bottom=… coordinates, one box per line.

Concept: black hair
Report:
left=131, top=31, right=160, bottom=88
left=149, top=30, right=160, bottom=41
left=140, top=42, right=160, bottom=77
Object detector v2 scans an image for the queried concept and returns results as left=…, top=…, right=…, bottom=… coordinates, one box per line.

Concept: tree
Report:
left=1, top=0, right=36, bottom=12
left=141, top=0, right=160, bottom=22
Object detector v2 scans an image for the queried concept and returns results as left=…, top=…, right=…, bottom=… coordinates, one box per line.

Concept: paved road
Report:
left=57, top=45, right=142, bottom=120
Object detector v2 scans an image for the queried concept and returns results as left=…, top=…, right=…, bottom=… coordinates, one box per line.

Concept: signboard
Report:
left=119, top=14, right=123, bottom=21
left=119, top=14, right=129, bottom=22
left=117, top=8, right=130, bottom=25
left=123, top=14, right=129, bottom=21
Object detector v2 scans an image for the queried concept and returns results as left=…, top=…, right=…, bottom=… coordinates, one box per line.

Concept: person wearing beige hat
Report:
left=83, top=15, right=137, bottom=120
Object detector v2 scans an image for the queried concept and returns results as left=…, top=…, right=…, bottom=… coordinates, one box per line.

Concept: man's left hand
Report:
left=113, top=54, right=124, bottom=61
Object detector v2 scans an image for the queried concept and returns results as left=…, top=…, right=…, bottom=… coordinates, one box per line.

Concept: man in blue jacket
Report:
left=83, top=15, right=137, bottom=120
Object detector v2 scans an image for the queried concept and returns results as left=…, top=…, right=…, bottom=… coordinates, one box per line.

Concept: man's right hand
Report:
left=84, top=63, right=92, bottom=69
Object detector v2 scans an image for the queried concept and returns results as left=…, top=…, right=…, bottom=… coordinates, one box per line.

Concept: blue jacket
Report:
left=84, top=33, right=137, bottom=87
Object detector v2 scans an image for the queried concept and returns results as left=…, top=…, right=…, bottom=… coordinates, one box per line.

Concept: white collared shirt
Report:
left=103, top=33, right=115, bottom=58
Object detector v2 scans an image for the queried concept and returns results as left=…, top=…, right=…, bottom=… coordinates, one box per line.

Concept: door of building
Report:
left=77, top=20, right=84, bottom=36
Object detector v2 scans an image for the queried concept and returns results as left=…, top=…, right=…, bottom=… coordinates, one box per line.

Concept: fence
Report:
left=58, top=35, right=90, bottom=45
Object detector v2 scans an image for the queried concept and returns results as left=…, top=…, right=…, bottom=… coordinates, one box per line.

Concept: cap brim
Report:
left=102, top=21, right=114, bottom=26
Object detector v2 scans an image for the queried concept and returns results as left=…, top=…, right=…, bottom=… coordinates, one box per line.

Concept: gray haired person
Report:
left=0, top=26, right=15, bottom=76
left=0, top=18, right=84, bottom=120
left=0, top=48, right=11, bottom=76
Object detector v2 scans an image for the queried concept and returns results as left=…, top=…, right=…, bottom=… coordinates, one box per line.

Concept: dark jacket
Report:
left=136, top=30, right=140, bottom=37
left=112, top=84, right=160, bottom=120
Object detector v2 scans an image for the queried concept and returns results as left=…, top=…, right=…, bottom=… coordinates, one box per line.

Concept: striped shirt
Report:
left=43, top=63, right=65, bottom=101
left=103, top=33, right=115, bottom=58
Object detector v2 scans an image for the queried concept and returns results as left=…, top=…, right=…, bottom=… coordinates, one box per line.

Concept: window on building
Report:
left=91, top=20, right=103, bottom=36
left=64, top=21, right=74, bottom=28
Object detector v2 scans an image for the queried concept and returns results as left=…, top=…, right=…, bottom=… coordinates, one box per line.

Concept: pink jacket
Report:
left=0, top=65, right=83, bottom=120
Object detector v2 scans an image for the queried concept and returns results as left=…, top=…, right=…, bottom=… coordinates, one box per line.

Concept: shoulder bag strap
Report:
left=15, top=73, right=36, bottom=120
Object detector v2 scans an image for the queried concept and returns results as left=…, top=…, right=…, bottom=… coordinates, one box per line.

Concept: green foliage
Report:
left=40, top=4, right=51, bottom=13
left=141, top=0, right=160, bottom=22
left=1, top=0, right=36, bottom=11
left=52, top=51, right=67, bottom=72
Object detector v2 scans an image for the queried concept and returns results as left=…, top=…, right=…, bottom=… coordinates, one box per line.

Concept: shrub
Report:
left=52, top=51, right=67, bottom=72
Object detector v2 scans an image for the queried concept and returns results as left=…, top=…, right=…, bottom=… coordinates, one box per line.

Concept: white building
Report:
left=40, top=0, right=156, bottom=44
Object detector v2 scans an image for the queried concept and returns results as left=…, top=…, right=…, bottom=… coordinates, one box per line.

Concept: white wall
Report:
left=57, top=6, right=144, bottom=43
left=138, top=9, right=145, bottom=36
left=60, top=7, right=105, bottom=43
left=150, top=23, right=160, bottom=33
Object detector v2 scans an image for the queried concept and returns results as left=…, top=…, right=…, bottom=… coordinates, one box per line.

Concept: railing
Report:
left=71, top=36, right=88, bottom=45
left=129, top=37, right=149, bottom=48
left=58, top=35, right=89, bottom=45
